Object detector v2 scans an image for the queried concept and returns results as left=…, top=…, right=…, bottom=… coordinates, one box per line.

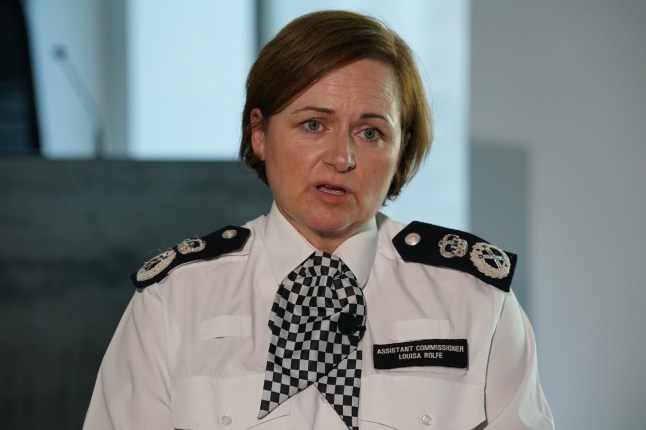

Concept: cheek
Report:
left=365, top=154, right=399, bottom=198
left=267, top=150, right=304, bottom=178
left=268, top=137, right=321, bottom=172
left=381, top=142, right=403, bottom=190
left=264, top=141, right=308, bottom=185
left=381, top=148, right=401, bottom=178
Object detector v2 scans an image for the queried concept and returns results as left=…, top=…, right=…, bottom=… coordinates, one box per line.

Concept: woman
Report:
left=84, top=10, right=554, bottom=430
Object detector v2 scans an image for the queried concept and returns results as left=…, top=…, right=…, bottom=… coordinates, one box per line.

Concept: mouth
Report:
left=316, top=183, right=350, bottom=196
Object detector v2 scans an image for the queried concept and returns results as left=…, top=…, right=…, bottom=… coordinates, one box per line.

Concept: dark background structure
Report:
left=0, top=159, right=272, bottom=428
left=0, top=0, right=40, bottom=154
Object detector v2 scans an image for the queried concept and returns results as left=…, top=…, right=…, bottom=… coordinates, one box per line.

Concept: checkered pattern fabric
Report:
left=258, top=251, right=366, bottom=430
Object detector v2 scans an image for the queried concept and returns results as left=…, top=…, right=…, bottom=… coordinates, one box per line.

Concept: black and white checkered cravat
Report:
left=258, top=251, right=366, bottom=430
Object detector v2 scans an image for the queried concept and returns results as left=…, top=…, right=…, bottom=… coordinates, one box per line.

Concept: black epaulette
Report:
left=131, top=225, right=251, bottom=289
left=393, top=221, right=517, bottom=292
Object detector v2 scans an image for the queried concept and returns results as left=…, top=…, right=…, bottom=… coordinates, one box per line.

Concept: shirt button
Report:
left=221, top=229, right=238, bottom=239
left=220, top=414, right=233, bottom=426
left=420, top=414, right=433, bottom=426
left=405, top=232, right=421, bottom=246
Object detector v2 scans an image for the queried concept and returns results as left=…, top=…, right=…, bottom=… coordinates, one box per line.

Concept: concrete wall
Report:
left=0, top=159, right=272, bottom=428
left=470, top=0, right=646, bottom=428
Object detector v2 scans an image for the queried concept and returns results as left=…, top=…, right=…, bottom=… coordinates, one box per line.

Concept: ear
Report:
left=250, top=108, right=266, bottom=161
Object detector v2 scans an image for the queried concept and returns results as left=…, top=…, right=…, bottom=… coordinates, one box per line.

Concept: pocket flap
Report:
left=200, top=315, right=252, bottom=341
left=360, top=374, right=485, bottom=430
left=396, top=318, right=451, bottom=341
left=172, top=374, right=290, bottom=429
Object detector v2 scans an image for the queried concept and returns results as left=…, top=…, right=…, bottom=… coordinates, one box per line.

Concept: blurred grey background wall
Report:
left=471, top=0, right=646, bottom=428
left=1, top=0, right=645, bottom=429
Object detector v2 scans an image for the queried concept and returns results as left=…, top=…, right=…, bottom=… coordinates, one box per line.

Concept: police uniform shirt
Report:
left=84, top=203, right=554, bottom=429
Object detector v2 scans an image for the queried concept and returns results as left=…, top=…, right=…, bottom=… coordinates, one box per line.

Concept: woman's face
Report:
left=251, top=59, right=402, bottom=252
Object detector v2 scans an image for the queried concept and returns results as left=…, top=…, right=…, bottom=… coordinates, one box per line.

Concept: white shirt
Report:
left=84, top=203, right=554, bottom=429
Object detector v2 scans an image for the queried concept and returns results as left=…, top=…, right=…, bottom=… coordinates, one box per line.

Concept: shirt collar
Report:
left=263, top=202, right=377, bottom=288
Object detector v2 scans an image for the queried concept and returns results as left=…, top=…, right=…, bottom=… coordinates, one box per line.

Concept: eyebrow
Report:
left=290, top=106, right=334, bottom=115
left=290, top=106, right=393, bottom=125
left=360, top=113, right=390, bottom=123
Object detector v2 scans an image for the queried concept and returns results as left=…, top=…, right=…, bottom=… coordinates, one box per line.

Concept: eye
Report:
left=303, top=119, right=322, bottom=133
left=360, top=127, right=382, bottom=141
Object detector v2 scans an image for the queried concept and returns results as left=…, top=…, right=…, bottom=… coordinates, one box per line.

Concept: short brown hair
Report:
left=239, top=10, right=432, bottom=200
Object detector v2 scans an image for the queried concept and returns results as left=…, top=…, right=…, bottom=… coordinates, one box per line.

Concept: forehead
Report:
left=287, top=59, right=401, bottom=118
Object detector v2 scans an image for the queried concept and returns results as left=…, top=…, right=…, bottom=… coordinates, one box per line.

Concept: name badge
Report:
left=373, top=339, right=468, bottom=369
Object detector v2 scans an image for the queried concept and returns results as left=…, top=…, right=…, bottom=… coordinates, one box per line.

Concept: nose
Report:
left=323, top=133, right=355, bottom=173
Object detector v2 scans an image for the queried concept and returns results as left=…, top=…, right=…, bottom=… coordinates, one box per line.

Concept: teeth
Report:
left=320, top=185, right=345, bottom=195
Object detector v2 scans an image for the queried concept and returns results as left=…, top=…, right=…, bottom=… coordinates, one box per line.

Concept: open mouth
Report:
left=317, top=184, right=348, bottom=195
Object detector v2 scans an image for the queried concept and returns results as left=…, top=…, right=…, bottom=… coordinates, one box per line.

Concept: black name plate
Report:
left=373, top=339, right=468, bottom=369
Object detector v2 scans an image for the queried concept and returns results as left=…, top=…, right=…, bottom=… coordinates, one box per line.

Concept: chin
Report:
left=308, top=214, right=359, bottom=237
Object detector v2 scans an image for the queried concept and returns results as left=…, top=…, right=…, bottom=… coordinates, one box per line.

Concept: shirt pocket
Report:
left=388, top=318, right=468, bottom=378
left=359, top=373, right=485, bottom=430
left=171, top=373, right=290, bottom=430
left=200, top=315, right=252, bottom=341
left=395, top=318, right=451, bottom=341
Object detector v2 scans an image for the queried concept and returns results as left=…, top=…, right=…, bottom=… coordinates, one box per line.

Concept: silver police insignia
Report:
left=438, top=234, right=468, bottom=258
left=469, top=242, right=511, bottom=279
left=136, top=249, right=177, bottom=282
left=177, top=237, right=206, bottom=254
